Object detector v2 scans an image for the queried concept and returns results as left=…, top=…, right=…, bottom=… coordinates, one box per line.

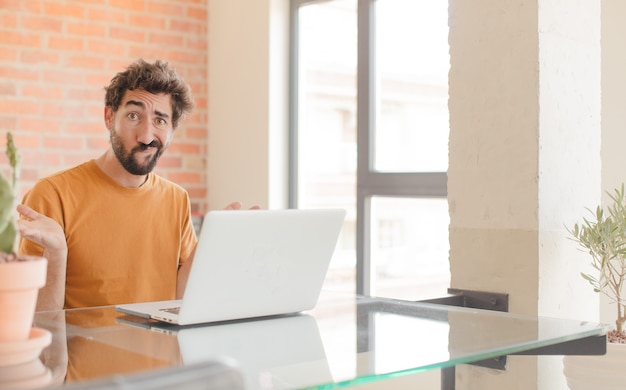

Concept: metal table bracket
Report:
left=417, top=288, right=607, bottom=390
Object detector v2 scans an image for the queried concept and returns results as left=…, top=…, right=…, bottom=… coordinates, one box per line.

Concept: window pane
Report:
left=370, top=196, right=450, bottom=300
left=297, top=0, right=358, bottom=293
left=373, top=0, right=450, bottom=172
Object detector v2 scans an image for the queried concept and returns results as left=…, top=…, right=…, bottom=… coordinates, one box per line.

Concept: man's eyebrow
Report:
left=125, top=100, right=145, bottom=109
left=124, top=100, right=170, bottom=119
left=154, top=110, right=170, bottom=119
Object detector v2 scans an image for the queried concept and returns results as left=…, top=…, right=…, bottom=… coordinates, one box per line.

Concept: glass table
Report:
left=20, top=291, right=609, bottom=389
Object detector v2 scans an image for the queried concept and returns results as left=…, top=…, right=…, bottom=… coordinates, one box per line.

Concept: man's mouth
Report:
left=137, top=141, right=161, bottom=152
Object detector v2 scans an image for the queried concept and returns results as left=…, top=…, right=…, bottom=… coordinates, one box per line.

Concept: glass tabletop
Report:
left=29, top=291, right=608, bottom=389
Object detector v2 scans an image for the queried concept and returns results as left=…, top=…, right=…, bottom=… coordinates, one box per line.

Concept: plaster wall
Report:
left=448, top=0, right=601, bottom=389
left=600, top=0, right=626, bottom=325
left=207, top=0, right=288, bottom=210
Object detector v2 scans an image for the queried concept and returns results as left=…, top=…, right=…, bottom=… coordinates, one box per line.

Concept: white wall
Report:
left=207, top=0, right=289, bottom=211
left=601, top=0, right=626, bottom=326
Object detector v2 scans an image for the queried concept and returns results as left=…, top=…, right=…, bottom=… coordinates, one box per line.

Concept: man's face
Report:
left=105, top=89, right=174, bottom=176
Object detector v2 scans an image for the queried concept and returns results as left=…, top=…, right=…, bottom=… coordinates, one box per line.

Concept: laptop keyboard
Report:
left=160, top=307, right=180, bottom=315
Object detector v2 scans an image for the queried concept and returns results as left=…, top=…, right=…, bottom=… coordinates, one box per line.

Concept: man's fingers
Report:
left=16, top=204, right=39, bottom=220
left=223, top=201, right=243, bottom=210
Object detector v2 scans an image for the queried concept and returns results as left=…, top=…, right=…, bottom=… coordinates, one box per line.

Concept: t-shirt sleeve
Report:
left=178, top=193, right=198, bottom=268
left=18, top=179, right=65, bottom=257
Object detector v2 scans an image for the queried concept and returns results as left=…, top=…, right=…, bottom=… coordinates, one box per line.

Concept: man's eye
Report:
left=127, top=113, right=139, bottom=120
left=155, top=118, right=168, bottom=127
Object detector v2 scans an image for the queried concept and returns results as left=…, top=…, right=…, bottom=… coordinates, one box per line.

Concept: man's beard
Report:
left=110, top=130, right=166, bottom=176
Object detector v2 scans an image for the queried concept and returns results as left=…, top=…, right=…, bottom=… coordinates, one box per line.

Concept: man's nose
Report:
left=136, top=119, right=156, bottom=145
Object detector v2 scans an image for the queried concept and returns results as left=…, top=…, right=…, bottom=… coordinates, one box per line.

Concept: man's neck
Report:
left=95, top=150, right=148, bottom=188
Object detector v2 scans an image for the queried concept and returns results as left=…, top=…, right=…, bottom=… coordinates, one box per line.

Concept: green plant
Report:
left=0, top=132, right=20, bottom=254
left=568, top=184, right=626, bottom=340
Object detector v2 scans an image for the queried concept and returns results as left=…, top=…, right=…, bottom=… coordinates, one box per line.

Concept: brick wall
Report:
left=0, top=0, right=208, bottom=213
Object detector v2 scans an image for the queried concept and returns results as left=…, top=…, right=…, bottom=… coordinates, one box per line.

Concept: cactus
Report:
left=0, top=133, right=20, bottom=254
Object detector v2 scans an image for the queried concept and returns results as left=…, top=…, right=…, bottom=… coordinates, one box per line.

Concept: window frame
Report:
left=289, top=0, right=448, bottom=296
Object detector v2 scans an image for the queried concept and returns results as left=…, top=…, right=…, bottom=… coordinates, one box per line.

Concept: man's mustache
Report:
left=135, top=140, right=162, bottom=151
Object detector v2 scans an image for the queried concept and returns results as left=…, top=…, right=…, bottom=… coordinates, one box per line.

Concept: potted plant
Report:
left=563, top=184, right=626, bottom=389
left=0, top=132, right=48, bottom=345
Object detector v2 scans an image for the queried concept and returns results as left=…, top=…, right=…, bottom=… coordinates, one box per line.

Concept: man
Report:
left=17, top=59, right=248, bottom=311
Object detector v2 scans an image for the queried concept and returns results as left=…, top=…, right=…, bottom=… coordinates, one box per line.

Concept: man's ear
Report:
left=104, top=106, right=114, bottom=130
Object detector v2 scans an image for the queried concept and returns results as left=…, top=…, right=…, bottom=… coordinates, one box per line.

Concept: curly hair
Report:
left=104, top=59, right=194, bottom=129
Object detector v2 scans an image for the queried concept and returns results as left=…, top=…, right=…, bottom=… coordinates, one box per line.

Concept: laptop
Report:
left=116, top=208, right=346, bottom=325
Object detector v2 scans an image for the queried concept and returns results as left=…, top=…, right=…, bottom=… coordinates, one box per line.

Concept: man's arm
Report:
left=176, top=244, right=195, bottom=299
left=17, top=204, right=68, bottom=311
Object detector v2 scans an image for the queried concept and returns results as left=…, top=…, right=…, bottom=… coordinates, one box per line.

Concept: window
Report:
left=291, top=0, right=449, bottom=300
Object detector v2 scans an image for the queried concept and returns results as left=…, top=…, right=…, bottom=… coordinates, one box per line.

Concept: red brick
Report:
left=0, top=82, right=16, bottom=96
left=187, top=187, right=207, bottom=199
left=43, top=2, right=85, bottom=18
left=85, top=39, right=128, bottom=57
left=148, top=2, right=184, bottom=16
left=168, top=171, right=201, bottom=184
left=0, top=100, right=40, bottom=115
left=67, top=22, right=106, bottom=37
left=0, top=117, right=17, bottom=130
left=79, top=0, right=108, bottom=4
left=86, top=8, right=127, bottom=24
left=0, top=0, right=22, bottom=11
left=186, top=36, right=207, bottom=51
left=42, top=69, right=83, bottom=85
left=148, top=32, right=184, bottom=47
left=156, top=155, right=182, bottom=168
left=186, top=6, right=207, bottom=20
left=85, top=104, right=105, bottom=119
left=109, top=27, right=146, bottom=43
left=66, top=121, right=104, bottom=135
left=10, top=134, right=40, bottom=149
left=168, top=50, right=204, bottom=64
left=174, top=0, right=204, bottom=4
left=42, top=102, right=84, bottom=117
left=127, top=46, right=164, bottom=60
left=20, top=50, right=61, bottom=65
left=0, top=31, right=41, bottom=47
left=66, top=87, right=104, bottom=101
left=23, top=1, right=42, bottom=13
left=0, top=66, right=39, bottom=81
left=0, top=47, right=18, bottom=61
left=21, top=84, right=63, bottom=100
left=109, top=0, right=145, bottom=11
left=43, top=136, right=83, bottom=150
left=20, top=150, right=61, bottom=167
left=62, top=152, right=100, bottom=167
left=48, top=36, right=84, bottom=51
left=169, top=19, right=205, bottom=35
left=184, top=126, right=207, bottom=139
left=0, top=13, right=18, bottom=28
left=128, top=14, right=166, bottom=29
left=66, top=55, right=107, bottom=70
left=86, top=137, right=109, bottom=150
left=167, top=142, right=200, bottom=154
left=18, top=117, right=63, bottom=132
left=21, top=15, right=64, bottom=32
left=86, top=71, right=115, bottom=87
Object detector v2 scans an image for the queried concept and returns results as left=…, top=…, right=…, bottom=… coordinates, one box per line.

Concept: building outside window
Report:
left=292, top=0, right=449, bottom=300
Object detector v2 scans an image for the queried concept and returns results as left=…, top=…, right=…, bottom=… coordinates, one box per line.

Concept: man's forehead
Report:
left=120, top=90, right=172, bottom=114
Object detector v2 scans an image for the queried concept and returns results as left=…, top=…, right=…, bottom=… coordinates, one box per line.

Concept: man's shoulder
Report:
left=150, top=173, right=188, bottom=193
left=36, top=161, right=95, bottom=186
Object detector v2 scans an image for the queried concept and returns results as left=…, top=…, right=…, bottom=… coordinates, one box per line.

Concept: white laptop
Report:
left=115, top=208, right=346, bottom=325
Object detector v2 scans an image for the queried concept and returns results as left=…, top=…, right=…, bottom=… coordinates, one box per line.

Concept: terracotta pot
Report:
left=0, top=256, right=47, bottom=342
left=563, top=341, right=626, bottom=390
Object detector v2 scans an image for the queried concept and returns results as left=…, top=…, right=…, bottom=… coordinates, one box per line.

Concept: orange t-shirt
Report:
left=19, top=160, right=197, bottom=308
